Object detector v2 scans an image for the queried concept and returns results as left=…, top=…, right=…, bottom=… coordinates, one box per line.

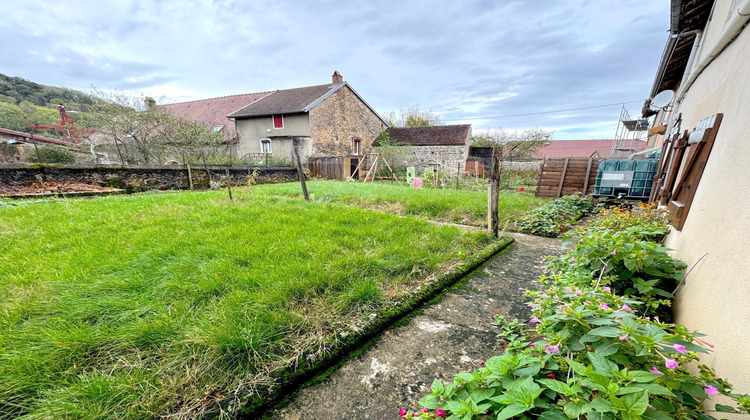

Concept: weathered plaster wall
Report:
left=0, top=164, right=297, bottom=192
left=661, top=4, right=750, bottom=398
left=308, top=86, right=387, bottom=156
left=234, top=113, right=312, bottom=159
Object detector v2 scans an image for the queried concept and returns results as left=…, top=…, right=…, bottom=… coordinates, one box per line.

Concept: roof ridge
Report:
left=162, top=91, right=274, bottom=106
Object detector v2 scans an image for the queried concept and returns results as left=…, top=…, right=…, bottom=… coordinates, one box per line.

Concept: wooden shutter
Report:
left=650, top=114, right=682, bottom=203
left=666, top=113, right=723, bottom=230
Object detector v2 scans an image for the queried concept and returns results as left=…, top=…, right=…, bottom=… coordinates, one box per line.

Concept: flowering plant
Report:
left=514, top=194, right=595, bottom=238
left=408, top=205, right=750, bottom=419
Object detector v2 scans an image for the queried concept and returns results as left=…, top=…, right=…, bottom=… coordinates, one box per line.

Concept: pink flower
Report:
left=612, top=251, right=617, bottom=256
left=672, top=344, right=687, bottom=354
left=530, top=316, right=540, bottom=323
left=599, top=303, right=610, bottom=310
left=619, top=335, right=629, bottom=341
left=664, top=358, right=679, bottom=369
left=574, top=289, right=582, bottom=296
left=518, top=287, right=524, bottom=291
left=564, top=287, right=572, bottom=293
left=649, top=366, right=664, bottom=375
left=546, top=373, right=556, bottom=379
left=545, top=345, right=560, bottom=354
left=399, top=408, right=408, bottom=417
left=705, top=385, right=719, bottom=395
left=602, top=286, right=611, bottom=292
left=423, top=408, right=429, bottom=413
left=620, top=304, right=632, bottom=311
left=435, top=408, right=446, bottom=418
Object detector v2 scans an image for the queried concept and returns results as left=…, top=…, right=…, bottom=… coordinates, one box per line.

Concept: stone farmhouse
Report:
left=164, top=71, right=388, bottom=164
left=385, top=124, right=472, bottom=174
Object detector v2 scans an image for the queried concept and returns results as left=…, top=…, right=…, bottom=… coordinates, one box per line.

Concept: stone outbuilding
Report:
left=385, top=124, right=472, bottom=174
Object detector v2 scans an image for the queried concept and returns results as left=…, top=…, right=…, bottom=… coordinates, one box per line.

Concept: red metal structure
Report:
left=25, top=105, right=93, bottom=143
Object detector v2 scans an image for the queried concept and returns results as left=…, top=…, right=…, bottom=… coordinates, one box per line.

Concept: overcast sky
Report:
left=2, top=0, right=670, bottom=139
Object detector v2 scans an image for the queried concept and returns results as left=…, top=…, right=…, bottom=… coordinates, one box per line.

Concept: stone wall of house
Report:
left=0, top=164, right=297, bottom=193
left=308, top=86, right=387, bottom=156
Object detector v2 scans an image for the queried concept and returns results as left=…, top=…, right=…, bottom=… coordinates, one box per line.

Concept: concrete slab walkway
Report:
left=267, top=232, right=562, bottom=420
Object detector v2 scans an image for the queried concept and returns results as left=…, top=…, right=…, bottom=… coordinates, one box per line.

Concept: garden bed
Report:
left=0, top=189, right=509, bottom=418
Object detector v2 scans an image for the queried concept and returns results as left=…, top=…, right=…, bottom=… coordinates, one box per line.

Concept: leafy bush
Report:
left=26, top=145, right=76, bottom=164
left=405, top=205, right=750, bottom=420
left=514, top=194, right=595, bottom=237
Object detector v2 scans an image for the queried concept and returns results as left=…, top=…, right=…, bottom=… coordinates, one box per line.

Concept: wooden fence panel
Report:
left=308, top=157, right=344, bottom=180
left=535, top=157, right=599, bottom=199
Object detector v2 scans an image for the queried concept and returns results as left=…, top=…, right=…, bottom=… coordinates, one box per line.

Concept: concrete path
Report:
left=268, top=232, right=562, bottom=420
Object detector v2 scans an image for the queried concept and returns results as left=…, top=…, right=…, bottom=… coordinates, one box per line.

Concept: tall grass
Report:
left=0, top=191, right=492, bottom=418
left=251, top=181, right=546, bottom=226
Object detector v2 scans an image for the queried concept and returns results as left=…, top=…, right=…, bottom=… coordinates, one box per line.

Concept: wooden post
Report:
left=456, top=162, right=460, bottom=190
left=186, top=161, right=194, bottom=190
left=224, top=168, right=233, bottom=201
left=30, top=134, right=42, bottom=163
left=292, top=137, right=309, bottom=200
left=488, top=148, right=500, bottom=237
left=557, top=157, right=570, bottom=198
left=582, top=157, right=594, bottom=196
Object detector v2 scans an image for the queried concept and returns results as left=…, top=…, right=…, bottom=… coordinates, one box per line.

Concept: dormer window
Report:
left=352, top=138, right=361, bottom=155
left=273, top=115, right=284, bottom=129
left=260, top=138, right=272, bottom=153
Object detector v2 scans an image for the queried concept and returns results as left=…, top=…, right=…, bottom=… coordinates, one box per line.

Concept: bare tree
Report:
left=383, top=105, right=442, bottom=127
left=471, top=128, right=551, bottom=160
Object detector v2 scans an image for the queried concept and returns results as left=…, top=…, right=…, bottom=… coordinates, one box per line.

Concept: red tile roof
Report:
left=227, top=83, right=341, bottom=118
left=389, top=125, right=472, bottom=146
left=532, top=140, right=647, bottom=159
left=162, top=92, right=272, bottom=141
left=0, top=127, right=78, bottom=147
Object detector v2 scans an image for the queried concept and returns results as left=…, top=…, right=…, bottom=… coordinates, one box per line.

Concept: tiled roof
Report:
left=0, top=127, right=77, bottom=147
left=532, top=140, right=647, bottom=159
left=388, top=125, right=472, bottom=146
left=162, top=92, right=272, bottom=141
left=227, top=83, right=343, bottom=118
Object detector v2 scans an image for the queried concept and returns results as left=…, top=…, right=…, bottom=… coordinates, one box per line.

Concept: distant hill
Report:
left=0, top=73, right=109, bottom=136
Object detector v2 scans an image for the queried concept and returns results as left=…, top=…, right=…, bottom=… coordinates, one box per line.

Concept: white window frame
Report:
left=260, top=138, right=272, bottom=153
left=353, top=138, right=361, bottom=155
left=272, top=115, right=284, bottom=129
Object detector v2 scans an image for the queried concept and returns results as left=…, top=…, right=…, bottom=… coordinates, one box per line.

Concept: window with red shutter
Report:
left=273, top=115, right=284, bottom=129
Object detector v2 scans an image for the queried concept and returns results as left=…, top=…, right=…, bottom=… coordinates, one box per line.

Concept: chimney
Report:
left=332, top=70, right=343, bottom=84
left=145, top=97, right=156, bottom=110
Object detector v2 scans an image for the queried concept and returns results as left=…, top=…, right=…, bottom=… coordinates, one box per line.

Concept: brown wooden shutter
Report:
left=650, top=114, right=682, bottom=203
left=666, top=113, right=723, bottom=230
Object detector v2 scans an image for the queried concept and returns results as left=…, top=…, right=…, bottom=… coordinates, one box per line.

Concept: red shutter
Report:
left=273, top=115, right=283, bottom=128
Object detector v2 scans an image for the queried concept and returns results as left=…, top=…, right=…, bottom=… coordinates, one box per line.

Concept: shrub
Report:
left=405, top=205, right=750, bottom=420
left=26, top=145, right=76, bottom=164
left=514, top=194, right=595, bottom=237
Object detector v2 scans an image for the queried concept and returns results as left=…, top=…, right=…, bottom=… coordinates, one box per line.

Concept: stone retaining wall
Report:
left=0, top=164, right=298, bottom=193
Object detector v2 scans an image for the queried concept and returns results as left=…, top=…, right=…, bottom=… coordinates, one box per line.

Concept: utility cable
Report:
left=441, top=100, right=644, bottom=121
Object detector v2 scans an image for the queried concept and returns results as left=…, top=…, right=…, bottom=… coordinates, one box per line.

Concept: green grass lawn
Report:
left=251, top=180, right=546, bottom=226
left=0, top=190, right=493, bottom=418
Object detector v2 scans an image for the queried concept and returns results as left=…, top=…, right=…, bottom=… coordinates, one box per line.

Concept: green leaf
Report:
left=419, top=394, right=441, bottom=409
left=588, top=327, right=621, bottom=338
left=589, top=318, right=617, bottom=326
left=633, top=383, right=675, bottom=397
left=715, top=403, right=739, bottom=413
left=680, top=382, right=707, bottom=399
left=617, top=385, right=647, bottom=395
left=650, top=398, right=675, bottom=413
left=567, top=359, right=588, bottom=376
left=539, top=408, right=568, bottom=420
left=514, top=364, right=541, bottom=377
left=537, top=379, right=573, bottom=396
left=496, top=404, right=528, bottom=420
left=642, top=407, right=674, bottom=420
left=564, top=401, right=585, bottom=418
left=582, top=397, right=617, bottom=414
left=471, top=387, right=495, bottom=403
left=588, top=352, right=618, bottom=376
left=626, top=370, right=660, bottom=383
left=620, top=390, right=649, bottom=415
left=595, top=341, right=620, bottom=357
left=580, top=333, right=602, bottom=343
left=431, top=378, right=445, bottom=395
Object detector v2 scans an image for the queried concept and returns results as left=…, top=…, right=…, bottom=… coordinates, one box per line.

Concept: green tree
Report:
left=383, top=105, right=441, bottom=127
left=471, top=128, right=551, bottom=160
